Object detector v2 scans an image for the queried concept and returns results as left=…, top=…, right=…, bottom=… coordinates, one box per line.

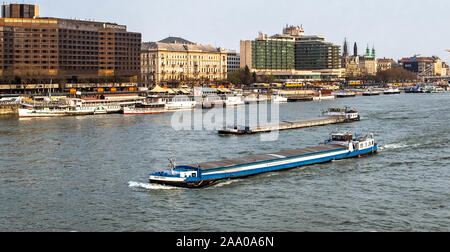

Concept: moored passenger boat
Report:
left=196, top=96, right=225, bottom=109
left=18, top=106, right=74, bottom=118
left=164, top=97, right=196, bottom=111
left=384, top=88, right=401, bottom=95
left=313, top=95, right=336, bottom=101
left=434, top=87, right=445, bottom=93
left=363, top=89, right=381, bottom=96
left=225, top=95, right=245, bottom=107
left=149, top=132, right=378, bottom=188
left=244, top=94, right=268, bottom=104
left=335, top=92, right=356, bottom=98
left=123, top=102, right=166, bottom=115
left=18, top=98, right=136, bottom=118
left=271, top=95, right=288, bottom=103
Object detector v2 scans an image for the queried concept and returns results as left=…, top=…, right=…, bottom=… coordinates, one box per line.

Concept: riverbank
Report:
left=0, top=103, right=18, bottom=115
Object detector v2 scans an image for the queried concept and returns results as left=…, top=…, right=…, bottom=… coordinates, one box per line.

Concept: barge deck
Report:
left=219, top=107, right=360, bottom=135
left=219, top=116, right=349, bottom=135
left=198, top=144, right=345, bottom=175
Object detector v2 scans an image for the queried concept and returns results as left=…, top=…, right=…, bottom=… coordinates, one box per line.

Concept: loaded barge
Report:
left=149, top=133, right=378, bottom=188
left=218, top=107, right=360, bottom=135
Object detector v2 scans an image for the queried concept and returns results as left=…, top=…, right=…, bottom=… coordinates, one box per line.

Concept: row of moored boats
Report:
left=405, top=85, right=446, bottom=93
left=18, top=94, right=289, bottom=118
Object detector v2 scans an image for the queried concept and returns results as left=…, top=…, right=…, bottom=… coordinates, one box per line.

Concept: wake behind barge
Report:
left=149, top=133, right=378, bottom=189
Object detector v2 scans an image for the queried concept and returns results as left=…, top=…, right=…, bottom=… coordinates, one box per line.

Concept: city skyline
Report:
left=13, top=0, right=450, bottom=63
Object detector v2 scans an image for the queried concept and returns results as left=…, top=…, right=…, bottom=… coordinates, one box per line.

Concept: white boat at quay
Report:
left=164, top=97, right=196, bottom=111
left=19, top=106, right=76, bottom=117
left=434, top=87, right=445, bottom=93
left=425, top=86, right=445, bottom=93
left=363, top=89, right=381, bottom=96
left=19, top=97, right=142, bottom=118
left=384, top=88, right=401, bottom=95
left=197, top=96, right=226, bottom=109
left=123, top=102, right=167, bottom=115
left=225, top=95, right=245, bottom=107
left=313, top=95, right=336, bottom=101
left=244, top=94, right=269, bottom=104
left=272, top=95, right=288, bottom=103
left=334, top=92, right=356, bottom=98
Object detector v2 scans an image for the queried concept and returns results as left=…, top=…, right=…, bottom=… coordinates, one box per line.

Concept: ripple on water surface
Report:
left=1, top=93, right=450, bottom=231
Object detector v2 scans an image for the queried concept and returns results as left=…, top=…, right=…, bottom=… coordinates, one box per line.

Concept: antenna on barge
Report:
left=168, top=157, right=176, bottom=171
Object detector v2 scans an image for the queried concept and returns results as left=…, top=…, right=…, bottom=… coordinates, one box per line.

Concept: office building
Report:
left=250, top=32, right=295, bottom=70
left=0, top=4, right=141, bottom=84
left=2, top=3, right=39, bottom=19
left=295, top=37, right=341, bottom=70
left=240, top=25, right=343, bottom=83
left=399, top=56, right=442, bottom=76
left=225, top=50, right=240, bottom=73
left=141, top=37, right=227, bottom=87
left=377, top=58, right=395, bottom=72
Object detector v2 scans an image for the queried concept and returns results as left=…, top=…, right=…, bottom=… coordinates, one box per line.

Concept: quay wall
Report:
left=0, top=103, right=19, bottom=115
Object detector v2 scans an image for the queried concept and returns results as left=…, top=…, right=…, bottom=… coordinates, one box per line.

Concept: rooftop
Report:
left=159, top=36, right=194, bottom=45
left=142, top=40, right=225, bottom=53
left=399, top=56, right=439, bottom=62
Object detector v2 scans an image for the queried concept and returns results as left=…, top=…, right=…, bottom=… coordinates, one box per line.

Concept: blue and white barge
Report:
left=149, top=133, right=378, bottom=188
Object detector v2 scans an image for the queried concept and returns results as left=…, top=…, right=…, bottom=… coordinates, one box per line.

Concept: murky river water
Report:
left=0, top=93, right=449, bottom=231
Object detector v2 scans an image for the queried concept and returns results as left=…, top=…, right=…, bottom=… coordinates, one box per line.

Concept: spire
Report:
left=343, top=38, right=348, bottom=57
left=353, top=42, right=358, bottom=56
left=371, top=45, right=376, bottom=58
left=365, top=45, right=371, bottom=57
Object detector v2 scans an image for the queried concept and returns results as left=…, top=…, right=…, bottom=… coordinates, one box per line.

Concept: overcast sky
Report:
left=29, top=0, right=450, bottom=62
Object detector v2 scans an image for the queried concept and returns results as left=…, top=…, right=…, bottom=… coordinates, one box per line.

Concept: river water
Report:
left=0, top=93, right=449, bottom=232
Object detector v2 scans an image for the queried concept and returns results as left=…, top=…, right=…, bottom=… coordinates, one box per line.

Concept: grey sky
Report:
left=31, top=0, right=450, bottom=62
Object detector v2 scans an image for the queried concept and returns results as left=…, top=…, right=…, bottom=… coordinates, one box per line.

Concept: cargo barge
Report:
left=149, top=132, right=378, bottom=188
left=218, top=107, right=360, bottom=135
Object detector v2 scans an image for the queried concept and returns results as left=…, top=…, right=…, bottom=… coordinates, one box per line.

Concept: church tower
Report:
left=353, top=42, right=358, bottom=56
left=365, top=45, right=371, bottom=57
left=343, top=38, right=349, bottom=57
